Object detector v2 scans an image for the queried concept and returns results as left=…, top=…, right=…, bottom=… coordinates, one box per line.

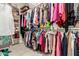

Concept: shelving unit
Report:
left=12, top=8, right=20, bottom=45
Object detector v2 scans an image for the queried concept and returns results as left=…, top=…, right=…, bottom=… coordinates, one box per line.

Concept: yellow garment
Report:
left=40, top=23, right=46, bottom=29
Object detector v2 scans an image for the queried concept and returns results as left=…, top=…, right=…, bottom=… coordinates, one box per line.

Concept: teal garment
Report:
left=1, top=48, right=9, bottom=56
left=0, top=36, right=11, bottom=49
left=28, top=13, right=31, bottom=21
left=0, top=36, right=11, bottom=56
left=34, top=32, right=40, bottom=50
left=0, top=48, right=9, bottom=56
left=2, top=36, right=11, bottom=45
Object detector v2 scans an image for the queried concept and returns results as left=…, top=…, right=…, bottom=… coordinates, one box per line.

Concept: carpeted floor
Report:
left=9, top=43, right=44, bottom=56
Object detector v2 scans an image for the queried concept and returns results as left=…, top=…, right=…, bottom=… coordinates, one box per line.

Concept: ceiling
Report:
left=11, top=3, right=41, bottom=9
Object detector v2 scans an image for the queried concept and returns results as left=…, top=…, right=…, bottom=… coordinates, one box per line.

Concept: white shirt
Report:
left=0, top=4, right=15, bottom=36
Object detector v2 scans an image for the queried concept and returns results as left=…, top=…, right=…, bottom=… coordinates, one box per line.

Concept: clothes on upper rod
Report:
left=20, top=3, right=78, bottom=31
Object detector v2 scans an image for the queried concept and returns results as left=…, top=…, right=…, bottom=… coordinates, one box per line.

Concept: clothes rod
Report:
left=27, top=3, right=43, bottom=12
left=68, top=27, right=79, bottom=32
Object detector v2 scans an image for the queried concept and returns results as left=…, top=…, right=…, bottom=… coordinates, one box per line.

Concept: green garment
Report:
left=0, top=48, right=9, bottom=56
left=0, top=36, right=11, bottom=56
left=2, top=36, right=11, bottom=45
left=1, top=48, right=9, bottom=56
left=46, top=21, right=51, bottom=29
left=0, top=36, right=11, bottom=49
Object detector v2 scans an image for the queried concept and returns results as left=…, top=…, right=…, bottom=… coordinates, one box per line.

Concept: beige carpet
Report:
left=9, top=43, right=43, bottom=56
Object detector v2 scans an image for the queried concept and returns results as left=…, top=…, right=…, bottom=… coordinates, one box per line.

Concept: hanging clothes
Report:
left=40, top=5, right=46, bottom=29
left=74, top=4, right=78, bottom=19
left=74, top=32, right=77, bottom=56
left=66, top=31, right=72, bottom=56
left=33, top=8, right=39, bottom=26
left=64, top=3, right=75, bottom=29
left=71, top=33, right=76, bottom=56
left=48, top=3, right=51, bottom=21
left=20, top=14, right=24, bottom=27
left=62, top=32, right=68, bottom=56
left=24, top=31, right=32, bottom=48
left=51, top=3, right=54, bottom=22
left=45, top=31, right=55, bottom=53
left=40, top=5, right=43, bottom=24
left=55, top=31, right=62, bottom=56
left=46, top=21, right=51, bottom=30
left=31, top=32, right=37, bottom=50
left=53, top=3, right=66, bottom=27
left=76, top=32, right=79, bottom=56
left=34, top=31, right=40, bottom=50
left=66, top=31, right=76, bottom=56
left=44, top=4, right=48, bottom=23
left=24, top=31, right=29, bottom=46
left=30, top=10, right=34, bottom=24
left=53, top=3, right=59, bottom=23
left=23, top=17, right=27, bottom=28
left=76, top=4, right=79, bottom=20
left=57, top=3, right=66, bottom=27
left=20, top=15, right=25, bottom=38
left=51, top=30, right=62, bottom=56
left=52, top=31, right=56, bottom=56
left=39, top=31, right=46, bottom=53
left=25, top=10, right=32, bottom=30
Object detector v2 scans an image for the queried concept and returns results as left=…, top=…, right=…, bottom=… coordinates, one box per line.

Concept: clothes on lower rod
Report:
left=24, top=29, right=78, bottom=56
